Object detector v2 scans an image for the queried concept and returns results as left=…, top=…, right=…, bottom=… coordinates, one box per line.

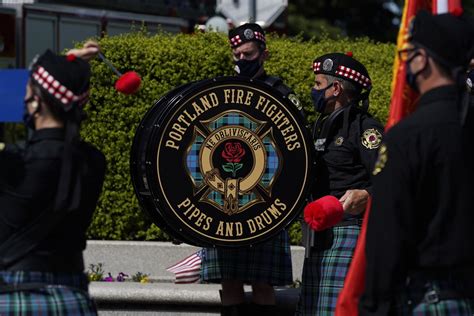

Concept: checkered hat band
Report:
left=229, top=31, right=266, bottom=47
left=33, top=66, right=89, bottom=106
left=253, top=31, right=266, bottom=42
left=230, top=35, right=242, bottom=47
left=335, top=65, right=371, bottom=87
left=312, top=62, right=321, bottom=72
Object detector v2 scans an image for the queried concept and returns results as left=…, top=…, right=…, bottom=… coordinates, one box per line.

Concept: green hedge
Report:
left=82, top=31, right=395, bottom=243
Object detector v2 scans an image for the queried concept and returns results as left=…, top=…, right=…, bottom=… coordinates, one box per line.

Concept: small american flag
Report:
left=166, top=250, right=202, bottom=284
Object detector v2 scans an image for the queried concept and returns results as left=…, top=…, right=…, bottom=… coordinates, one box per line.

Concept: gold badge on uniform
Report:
left=361, top=128, right=382, bottom=149
left=372, top=144, right=387, bottom=176
left=335, top=136, right=344, bottom=146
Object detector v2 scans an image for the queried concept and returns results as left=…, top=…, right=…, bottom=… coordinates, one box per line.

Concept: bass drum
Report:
left=130, top=82, right=196, bottom=245
left=131, top=76, right=313, bottom=248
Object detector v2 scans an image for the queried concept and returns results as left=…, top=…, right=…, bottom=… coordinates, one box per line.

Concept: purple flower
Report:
left=104, top=273, right=114, bottom=282
left=116, top=272, right=129, bottom=282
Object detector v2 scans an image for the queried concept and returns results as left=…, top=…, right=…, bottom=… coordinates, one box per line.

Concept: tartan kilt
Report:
left=391, top=278, right=474, bottom=316
left=201, top=229, right=293, bottom=286
left=296, top=224, right=360, bottom=316
left=0, top=271, right=97, bottom=316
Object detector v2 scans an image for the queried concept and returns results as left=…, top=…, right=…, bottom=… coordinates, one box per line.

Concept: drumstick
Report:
left=98, top=52, right=122, bottom=77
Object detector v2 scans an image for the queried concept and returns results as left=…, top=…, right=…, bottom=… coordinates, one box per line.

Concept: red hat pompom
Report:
left=304, top=195, right=344, bottom=231
left=346, top=51, right=353, bottom=57
left=115, top=71, right=142, bottom=95
left=451, top=7, right=463, bottom=17
left=66, top=54, right=76, bottom=62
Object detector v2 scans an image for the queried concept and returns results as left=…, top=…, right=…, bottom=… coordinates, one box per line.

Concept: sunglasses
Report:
left=398, top=48, right=416, bottom=62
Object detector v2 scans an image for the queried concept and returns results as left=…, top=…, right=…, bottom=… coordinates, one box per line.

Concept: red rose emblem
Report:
left=221, top=142, right=246, bottom=177
left=222, top=142, right=246, bottom=163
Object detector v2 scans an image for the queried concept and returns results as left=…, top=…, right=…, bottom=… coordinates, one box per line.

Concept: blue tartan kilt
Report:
left=0, top=271, right=97, bottom=316
left=296, top=224, right=361, bottom=316
left=391, top=277, right=474, bottom=316
left=201, top=230, right=293, bottom=286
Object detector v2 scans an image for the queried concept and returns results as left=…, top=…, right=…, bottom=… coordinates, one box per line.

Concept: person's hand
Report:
left=67, top=40, right=100, bottom=62
left=339, top=189, right=369, bottom=215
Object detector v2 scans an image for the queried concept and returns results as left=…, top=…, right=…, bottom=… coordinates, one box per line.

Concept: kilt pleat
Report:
left=201, top=230, right=293, bottom=286
left=296, top=224, right=360, bottom=316
left=0, top=271, right=97, bottom=316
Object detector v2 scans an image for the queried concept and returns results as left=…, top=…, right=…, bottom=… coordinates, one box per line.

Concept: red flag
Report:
left=387, top=0, right=462, bottom=129
left=386, top=0, right=432, bottom=129
left=335, top=1, right=463, bottom=315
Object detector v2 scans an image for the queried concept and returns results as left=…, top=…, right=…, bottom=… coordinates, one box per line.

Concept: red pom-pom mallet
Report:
left=115, top=71, right=141, bottom=95
left=66, top=54, right=77, bottom=62
left=304, top=195, right=344, bottom=231
left=98, top=52, right=141, bottom=95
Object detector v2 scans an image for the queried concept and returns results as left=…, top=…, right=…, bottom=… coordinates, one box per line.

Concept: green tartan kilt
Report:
left=201, top=230, right=293, bottom=286
left=296, top=224, right=361, bottom=316
left=0, top=271, right=97, bottom=316
left=391, top=277, right=474, bottom=316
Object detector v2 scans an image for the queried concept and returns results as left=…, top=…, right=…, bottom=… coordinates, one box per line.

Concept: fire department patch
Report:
left=361, top=128, right=382, bottom=149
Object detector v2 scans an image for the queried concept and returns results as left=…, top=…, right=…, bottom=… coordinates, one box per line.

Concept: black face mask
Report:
left=405, top=52, right=425, bottom=92
left=311, top=83, right=335, bottom=113
left=234, top=57, right=262, bottom=78
left=22, top=111, right=35, bottom=130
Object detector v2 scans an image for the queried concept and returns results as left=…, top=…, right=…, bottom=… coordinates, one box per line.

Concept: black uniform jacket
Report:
left=0, top=128, right=106, bottom=262
left=360, top=85, right=474, bottom=315
left=258, top=72, right=304, bottom=115
left=313, top=106, right=384, bottom=220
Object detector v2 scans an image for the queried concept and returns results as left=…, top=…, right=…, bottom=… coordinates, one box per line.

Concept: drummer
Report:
left=200, top=23, right=302, bottom=315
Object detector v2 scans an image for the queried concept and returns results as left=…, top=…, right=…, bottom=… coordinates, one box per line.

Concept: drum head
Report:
left=131, top=76, right=313, bottom=247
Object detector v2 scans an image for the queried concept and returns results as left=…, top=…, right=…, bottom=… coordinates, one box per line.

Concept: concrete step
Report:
left=84, top=240, right=305, bottom=283
left=84, top=241, right=304, bottom=315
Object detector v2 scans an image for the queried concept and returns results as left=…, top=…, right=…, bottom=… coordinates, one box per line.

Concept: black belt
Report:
left=334, top=218, right=363, bottom=227
left=407, top=268, right=474, bottom=303
left=422, top=288, right=474, bottom=304
left=5, top=251, right=84, bottom=273
left=0, top=282, right=51, bottom=294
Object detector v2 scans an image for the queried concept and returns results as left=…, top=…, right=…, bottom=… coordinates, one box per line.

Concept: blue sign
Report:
left=0, top=69, right=29, bottom=122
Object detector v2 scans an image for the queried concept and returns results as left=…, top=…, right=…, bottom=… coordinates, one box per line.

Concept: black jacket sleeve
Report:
left=359, top=131, right=417, bottom=315
left=357, top=116, right=384, bottom=196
